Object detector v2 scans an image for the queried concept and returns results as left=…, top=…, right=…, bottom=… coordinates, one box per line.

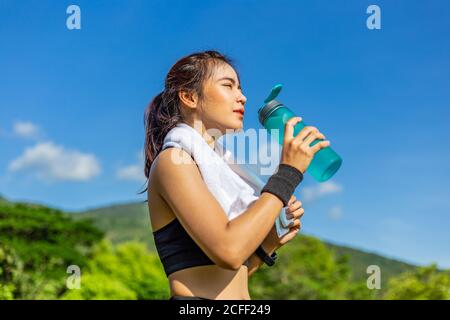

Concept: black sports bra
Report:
left=153, top=218, right=215, bottom=277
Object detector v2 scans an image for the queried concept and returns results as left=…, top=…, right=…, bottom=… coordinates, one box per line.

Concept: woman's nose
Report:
left=238, top=93, right=247, bottom=105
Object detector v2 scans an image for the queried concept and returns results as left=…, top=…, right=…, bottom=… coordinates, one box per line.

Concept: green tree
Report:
left=249, top=234, right=376, bottom=300
left=61, top=273, right=137, bottom=300
left=383, top=264, right=450, bottom=300
left=0, top=202, right=104, bottom=299
left=61, top=240, right=169, bottom=300
left=0, top=244, right=22, bottom=300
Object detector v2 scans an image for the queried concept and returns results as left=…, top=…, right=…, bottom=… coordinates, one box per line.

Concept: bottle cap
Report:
left=258, top=84, right=284, bottom=125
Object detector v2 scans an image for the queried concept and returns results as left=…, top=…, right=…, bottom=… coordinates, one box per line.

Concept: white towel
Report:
left=215, top=139, right=295, bottom=237
left=162, top=122, right=293, bottom=236
left=162, top=122, right=259, bottom=220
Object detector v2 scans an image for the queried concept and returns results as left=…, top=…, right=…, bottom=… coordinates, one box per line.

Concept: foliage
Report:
left=3, top=198, right=448, bottom=300
left=0, top=244, right=21, bottom=300
left=0, top=202, right=104, bottom=299
left=249, top=234, right=377, bottom=299
left=383, top=264, right=450, bottom=300
left=61, top=240, right=169, bottom=300
left=61, top=273, right=138, bottom=300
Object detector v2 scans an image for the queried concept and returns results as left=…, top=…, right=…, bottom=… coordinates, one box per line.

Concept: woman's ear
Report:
left=178, top=90, right=198, bottom=109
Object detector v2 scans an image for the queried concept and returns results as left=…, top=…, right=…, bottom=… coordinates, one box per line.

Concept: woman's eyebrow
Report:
left=217, top=77, right=237, bottom=84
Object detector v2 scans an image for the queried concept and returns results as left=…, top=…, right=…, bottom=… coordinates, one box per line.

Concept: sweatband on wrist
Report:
left=260, top=164, right=303, bottom=207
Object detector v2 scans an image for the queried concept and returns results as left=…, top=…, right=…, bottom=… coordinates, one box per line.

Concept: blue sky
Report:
left=0, top=0, right=449, bottom=268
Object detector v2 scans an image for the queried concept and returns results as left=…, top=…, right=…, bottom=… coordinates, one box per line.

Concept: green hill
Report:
left=3, top=195, right=447, bottom=300
left=70, top=201, right=417, bottom=289
left=325, top=243, right=416, bottom=287
left=0, top=194, right=8, bottom=204
left=0, top=198, right=104, bottom=299
left=70, top=201, right=155, bottom=250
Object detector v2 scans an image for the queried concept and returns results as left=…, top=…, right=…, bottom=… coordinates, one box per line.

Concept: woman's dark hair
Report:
left=139, top=50, right=240, bottom=194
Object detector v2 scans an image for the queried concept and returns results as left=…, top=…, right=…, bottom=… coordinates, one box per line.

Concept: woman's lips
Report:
left=233, top=110, right=244, bottom=117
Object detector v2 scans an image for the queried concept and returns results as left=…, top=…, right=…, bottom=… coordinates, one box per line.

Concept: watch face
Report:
left=266, top=257, right=275, bottom=266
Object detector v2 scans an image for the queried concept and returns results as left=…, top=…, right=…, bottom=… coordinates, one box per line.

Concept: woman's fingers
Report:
left=288, top=218, right=301, bottom=229
left=293, top=126, right=318, bottom=143
left=287, top=195, right=296, bottom=206
left=302, top=131, right=325, bottom=147
left=284, top=117, right=302, bottom=144
left=280, top=218, right=302, bottom=244
left=286, top=200, right=303, bottom=218
left=310, top=140, right=331, bottom=154
left=285, top=198, right=304, bottom=237
left=288, top=199, right=302, bottom=211
left=287, top=207, right=304, bottom=219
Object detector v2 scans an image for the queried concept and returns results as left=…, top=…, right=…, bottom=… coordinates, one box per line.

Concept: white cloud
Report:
left=8, top=141, right=101, bottom=182
left=300, top=181, right=343, bottom=203
left=13, top=121, right=41, bottom=139
left=328, top=205, right=343, bottom=220
left=117, top=164, right=145, bottom=182
left=116, top=151, right=146, bottom=182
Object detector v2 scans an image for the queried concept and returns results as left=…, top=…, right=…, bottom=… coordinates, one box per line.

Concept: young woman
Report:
left=143, top=50, right=330, bottom=300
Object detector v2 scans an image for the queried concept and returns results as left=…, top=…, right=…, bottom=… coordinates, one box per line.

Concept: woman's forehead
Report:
left=211, top=63, right=239, bottom=83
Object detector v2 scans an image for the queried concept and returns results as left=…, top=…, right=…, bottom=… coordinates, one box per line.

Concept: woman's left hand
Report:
left=263, top=195, right=305, bottom=251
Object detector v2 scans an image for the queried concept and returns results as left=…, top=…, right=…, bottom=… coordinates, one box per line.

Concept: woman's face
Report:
left=198, top=63, right=247, bottom=134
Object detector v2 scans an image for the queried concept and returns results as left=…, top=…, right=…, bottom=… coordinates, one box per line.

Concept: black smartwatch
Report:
left=255, top=245, right=278, bottom=267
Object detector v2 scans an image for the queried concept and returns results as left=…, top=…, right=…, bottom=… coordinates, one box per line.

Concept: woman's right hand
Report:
left=280, top=117, right=330, bottom=174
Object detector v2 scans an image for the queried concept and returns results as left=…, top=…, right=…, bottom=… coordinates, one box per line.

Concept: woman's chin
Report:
left=217, top=119, right=243, bottom=133
left=230, top=120, right=244, bottom=131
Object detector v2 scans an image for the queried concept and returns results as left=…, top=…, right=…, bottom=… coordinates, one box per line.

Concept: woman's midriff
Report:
left=168, top=264, right=251, bottom=300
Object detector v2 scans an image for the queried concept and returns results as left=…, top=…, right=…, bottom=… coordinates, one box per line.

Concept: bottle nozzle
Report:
left=263, top=84, right=283, bottom=103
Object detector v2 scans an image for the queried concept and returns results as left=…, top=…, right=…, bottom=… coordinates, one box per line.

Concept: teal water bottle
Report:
left=258, top=84, right=342, bottom=182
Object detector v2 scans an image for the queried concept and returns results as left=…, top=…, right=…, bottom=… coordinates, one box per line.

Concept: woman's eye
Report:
left=223, top=84, right=233, bottom=88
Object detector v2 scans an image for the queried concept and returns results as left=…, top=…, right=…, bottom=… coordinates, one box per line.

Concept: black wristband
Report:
left=260, top=163, right=303, bottom=207
left=255, top=245, right=278, bottom=267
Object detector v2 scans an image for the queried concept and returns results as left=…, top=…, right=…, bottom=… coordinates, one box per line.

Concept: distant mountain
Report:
left=325, top=243, right=417, bottom=286
left=71, top=201, right=155, bottom=249
left=70, top=201, right=417, bottom=288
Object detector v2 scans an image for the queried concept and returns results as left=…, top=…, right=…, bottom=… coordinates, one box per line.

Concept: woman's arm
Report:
left=154, top=147, right=288, bottom=270
left=247, top=197, right=304, bottom=277
left=247, top=239, right=278, bottom=277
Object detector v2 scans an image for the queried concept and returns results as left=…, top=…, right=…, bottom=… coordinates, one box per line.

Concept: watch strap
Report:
left=255, top=245, right=277, bottom=267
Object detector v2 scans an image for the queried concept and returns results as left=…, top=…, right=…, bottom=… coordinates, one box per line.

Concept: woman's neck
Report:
left=183, top=119, right=218, bottom=150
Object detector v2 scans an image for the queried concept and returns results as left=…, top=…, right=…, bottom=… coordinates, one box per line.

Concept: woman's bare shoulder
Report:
left=147, top=147, right=197, bottom=229
left=150, top=147, right=196, bottom=186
